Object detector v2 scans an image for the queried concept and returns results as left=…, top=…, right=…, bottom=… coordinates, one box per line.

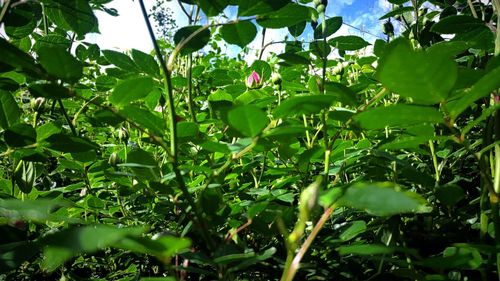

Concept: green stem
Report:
left=320, top=11, right=329, bottom=185
left=185, top=5, right=197, bottom=123
left=138, top=0, right=183, bottom=182
left=410, top=0, right=419, bottom=41
left=281, top=206, right=335, bottom=281
left=429, top=140, right=440, bottom=185
left=303, top=115, right=311, bottom=148
left=258, top=28, right=267, bottom=60
left=41, top=2, right=49, bottom=35
left=327, top=88, right=387, bottom=151
left=467, top=0, right=478, bottom=18
left=493, top=0, right=500, bottom=56
left=138, top=0, right=215, bottom=251
left=0, top=0, right=10, bottom=25
left=57, top=99, right=78, bottom=136
left=187, top=54, right=197, bottom=123
left=494, top=106, right=500, bottom=281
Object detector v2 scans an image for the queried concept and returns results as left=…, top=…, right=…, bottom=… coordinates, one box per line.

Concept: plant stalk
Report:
left=429, top=140, right=440, bottom=184
left=57, top=100, right=78, bottom=136
left=493, top=0, right=500, bottom=56
left=138, top=0, right=217, bottom=252
left=0, top=0, right=10, bottom=25
left=467, top=0, right=479, bottom=18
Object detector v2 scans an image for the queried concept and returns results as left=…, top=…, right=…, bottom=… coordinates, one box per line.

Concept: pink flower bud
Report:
left=246, top=71, right=262, bottom=89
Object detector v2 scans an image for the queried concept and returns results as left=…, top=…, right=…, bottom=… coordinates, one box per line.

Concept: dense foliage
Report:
left=1, top=0, right=500, bottom=280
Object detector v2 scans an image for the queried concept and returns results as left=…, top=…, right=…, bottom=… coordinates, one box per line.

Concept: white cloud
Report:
left=328, top=0, right=355, bottom=15
left=377, top=0, right=392, bottom=11
left=87, top=1, right=154, bottom=51
left=88, top=0, right=189, bottom=52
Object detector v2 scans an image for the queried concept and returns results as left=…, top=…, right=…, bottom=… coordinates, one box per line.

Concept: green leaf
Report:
left=324, top=82, right=358, bottom=106
left=33, top=34, right=71, bottom=51
left=115, top=235, right=191, bottom=259
left=277, top=52, right=310, bottom=65
left=228, top=247, right=276, bottom=272
left=446, top=66, right=500, bottom=119
left=337, top=244, right=394, bottom=256
left=29, top=83, right=72, bottom=99
left=220, top=21, right=257, bottom=48
left=177, top=122, right=199, bottom=139
left=124, top=149, right=161, bottom=181
left=337, top=182, right=431, bottom=216
left=0, top=38, right=46, bottom=77
left=0, top=198, right=71, bottom=223
left=3, top=2, right=42, bottom=39
left=43, top=0, right=99, bottom=36
left=273, top=95, right=337, bottom=118
left=199, top=140, right=231, bottom=154
left=109, top=76, right=154, bottom=107
left=421, top=246, right=483, bottom=269
left=431, top=15, right=485, bottom=34
left=329, top=36, right=370, bottom=51
left=310, top=40, right=332, bottom=58
left=453, top=25, right=494, bottom=50
left=4, top=124, right=36, bottom=147
left=426, top=40, right=470, bottom=58
left=353, top=104, right=443, bottom=130
left=37, top=46, right=83, bottom=83
left=41, top=225, right=145, bottom=272
left=102, top=50, right=139, bottom=72
left=44, top=134, right=99, bottom=153
left=174, top=26, right=211, bottom=56
left=36, top=123, right=61, bottom=142
left=435, top=185, right=465, bottom=206
left=263, top=126, right=309, bottom=139
left=314, top=17, right=342, bottom=39
left=0, top=77, right=19, bottom=92
left=198, top=0, right=229, bottom=16
left=228, top=105, right=268, bottom=137
left=119, top=105, right=165, bottom=136
left=213, top=252, right=256, bottom=264
left=0, top=90, right=21, bottom=129
left=288, top=21, right=306, bottom=37
left=377, top=38, right=457, bottom=104
left=257, top=4, right=311, bottom=29
left=237, top=0, right=290, bottom=17
left=0, top=241, right=40, bottom=271
left=131, top=49, right=160, bottom=77
left=339, top=220, right=367, bottom=241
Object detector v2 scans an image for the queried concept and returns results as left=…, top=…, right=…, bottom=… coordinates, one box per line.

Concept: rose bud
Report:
left=246, top=70, right=262, bottom=89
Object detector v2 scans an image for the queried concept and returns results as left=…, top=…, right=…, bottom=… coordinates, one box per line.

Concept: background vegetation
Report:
left=1, top=0, right=500, bottom=280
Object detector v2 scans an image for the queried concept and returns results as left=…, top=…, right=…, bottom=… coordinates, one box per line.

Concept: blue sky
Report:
left=90, top=0, right=392, bottom=59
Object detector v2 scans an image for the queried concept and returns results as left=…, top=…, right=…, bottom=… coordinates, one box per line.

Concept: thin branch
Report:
left=282, top=207, right=334, bottom=281
left=342, top=22, right=386, bottom=40
left=0, top=0, right=10, bottom=25
left=467, top=0, right=479, bottom=18
left=138, top=0, right=216, bottom=250
left=177, top=0, right=191, bottom=19
left=327, top=88, right=387, bottom=151
left=258, top=28, right=267, bottom=60
left=57, top=99, right=78, bottom=136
